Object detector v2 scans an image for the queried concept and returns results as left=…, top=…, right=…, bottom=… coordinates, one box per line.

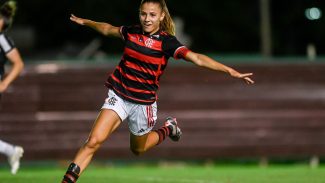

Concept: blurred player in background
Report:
left=62, top=0, right=254, bottom=182
left=0, top=0, right=24, bottom=175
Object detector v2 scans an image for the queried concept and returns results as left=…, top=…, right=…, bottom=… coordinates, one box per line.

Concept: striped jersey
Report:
left=0, top=32, right=15, bottom=77
left=105, top=25, right=190, bottom=105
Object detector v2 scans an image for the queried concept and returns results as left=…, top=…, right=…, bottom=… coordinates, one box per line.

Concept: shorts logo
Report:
left=138, top=128, right=145, bottom=134
left=106, top=97, right=118, bottom=106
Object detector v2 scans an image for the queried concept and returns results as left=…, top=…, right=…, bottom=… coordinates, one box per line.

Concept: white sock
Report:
left=0, top=140, right=15, bottom=157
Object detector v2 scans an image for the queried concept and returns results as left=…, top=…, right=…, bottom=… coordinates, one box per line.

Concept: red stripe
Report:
left=125, top=47, right=167, bottom=65
left=124, top=60, right=157, bottom=76
left=65, top=174, right=76, bottom=182
left=117, top=66, right=156, bottom=85
left=162, top=127, right=167, bottom=136
left=150, top=106, right=154, bottom=127
left=147, top=106, right=150, bottom=128
left=111, top=75, right=154, bottom=94
left=174, top=46, right=190, bottom=60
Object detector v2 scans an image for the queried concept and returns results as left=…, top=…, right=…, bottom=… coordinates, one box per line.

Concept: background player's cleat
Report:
left=8, top=146, right=24, bottom=175
left=165, top=117, right=182, bottom=141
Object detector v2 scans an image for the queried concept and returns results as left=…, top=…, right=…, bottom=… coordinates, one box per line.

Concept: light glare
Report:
left=305, top=7, right=322, bottom=20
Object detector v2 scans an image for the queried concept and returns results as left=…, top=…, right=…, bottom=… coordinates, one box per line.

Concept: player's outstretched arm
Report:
left=185, top=51, right=254, bottom=84
left=70, top=14, right=121, bottom=38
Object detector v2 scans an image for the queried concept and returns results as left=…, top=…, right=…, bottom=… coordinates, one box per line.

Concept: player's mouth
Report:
left=143, top=24, right=152, bottom=28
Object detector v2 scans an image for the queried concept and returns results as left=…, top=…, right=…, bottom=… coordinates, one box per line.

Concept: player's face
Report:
left=139, top=2, right=165, bottom=35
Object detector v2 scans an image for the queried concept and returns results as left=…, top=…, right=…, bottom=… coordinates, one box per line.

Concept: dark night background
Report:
left=3, top=0, right=325, bottom=59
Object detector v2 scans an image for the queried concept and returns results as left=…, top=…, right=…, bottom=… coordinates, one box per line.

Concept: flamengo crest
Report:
left=145, top=38, right=154, bottom=48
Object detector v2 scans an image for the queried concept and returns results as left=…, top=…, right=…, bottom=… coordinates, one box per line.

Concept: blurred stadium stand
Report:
left=1, top=61, right=325, bottom=163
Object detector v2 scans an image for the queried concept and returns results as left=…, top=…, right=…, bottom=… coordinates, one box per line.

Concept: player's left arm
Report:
left=184, top=51, right=254, bottom=84
left=0, top=48, right=24, bottom=92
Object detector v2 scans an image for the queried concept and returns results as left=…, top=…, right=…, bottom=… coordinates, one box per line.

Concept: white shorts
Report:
left=102, top=89, right=157, bottom=136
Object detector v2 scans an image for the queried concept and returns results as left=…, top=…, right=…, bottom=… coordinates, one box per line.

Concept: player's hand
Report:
left=229, top=69, right=255, bottom=84
left=70, top=14, right=86, bottom=25
left=0, top=82, right=8, bottom=92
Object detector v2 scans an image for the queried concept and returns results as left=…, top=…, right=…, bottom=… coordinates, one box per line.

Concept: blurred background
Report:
left=1, top=0, right=325, bottom=167
left=5, top=0, right=325, bottom=60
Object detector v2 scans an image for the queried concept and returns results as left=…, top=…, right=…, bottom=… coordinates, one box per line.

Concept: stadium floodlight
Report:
left=305, top=7, right=322, bottom=20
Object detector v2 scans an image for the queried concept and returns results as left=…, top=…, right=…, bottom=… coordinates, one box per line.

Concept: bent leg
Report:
left=129, top=117, right=182, bottom=156
left=130, top=131, right=159, bottom=156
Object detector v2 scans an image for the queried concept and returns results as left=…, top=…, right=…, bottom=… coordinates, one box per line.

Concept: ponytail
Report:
left=140, top=0, right=175, bottom=36
left=0, top=0, right=17, bottom=31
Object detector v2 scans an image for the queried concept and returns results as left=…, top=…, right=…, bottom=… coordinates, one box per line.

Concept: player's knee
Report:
left=84, top=136, right=102, bottom=150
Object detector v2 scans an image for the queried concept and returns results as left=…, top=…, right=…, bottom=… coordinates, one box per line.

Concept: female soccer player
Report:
left=0, top=0, right=24, bottom=175
left=62, top=0, right=254, bottom=182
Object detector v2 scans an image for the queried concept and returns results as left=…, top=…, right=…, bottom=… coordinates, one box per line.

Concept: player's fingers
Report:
left=244, top=77, right=255, bottom=84
left=240, top=73, right=253, bottom=78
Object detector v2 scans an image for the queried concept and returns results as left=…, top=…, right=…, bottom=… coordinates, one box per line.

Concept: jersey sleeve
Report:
left=162, top=36, right=190, bottom=60
left=0, top=34, right=15, bottom=54
left=120, top=25, right=134, bottom=41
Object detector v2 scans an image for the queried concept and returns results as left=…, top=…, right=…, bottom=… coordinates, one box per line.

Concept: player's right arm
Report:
left=70, top=14, right=121, bottom=38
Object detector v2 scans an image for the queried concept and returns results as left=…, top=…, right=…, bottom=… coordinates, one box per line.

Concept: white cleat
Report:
left=8, top=146, right=24, bottom=175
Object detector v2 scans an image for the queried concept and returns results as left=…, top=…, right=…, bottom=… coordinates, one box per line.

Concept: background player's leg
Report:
left=0, top=140, right=24, bottom=174
left=0, top=140, right=15, bottom=157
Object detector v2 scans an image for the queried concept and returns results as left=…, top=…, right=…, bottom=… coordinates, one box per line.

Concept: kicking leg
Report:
left=130, top=117, right=182, bottom=156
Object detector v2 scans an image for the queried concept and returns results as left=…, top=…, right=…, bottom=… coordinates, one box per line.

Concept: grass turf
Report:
left=0, top=164, right=324, bottom=183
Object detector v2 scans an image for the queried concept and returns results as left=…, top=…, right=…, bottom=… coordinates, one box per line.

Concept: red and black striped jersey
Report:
left=105, top=25, right=190, bottom=105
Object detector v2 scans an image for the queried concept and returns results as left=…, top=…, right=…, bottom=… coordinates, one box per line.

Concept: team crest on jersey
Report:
left=145, top=38, right=154, bottom=48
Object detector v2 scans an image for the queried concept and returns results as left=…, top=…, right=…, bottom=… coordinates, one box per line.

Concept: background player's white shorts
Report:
left=102, top=89, right=157, bottom=136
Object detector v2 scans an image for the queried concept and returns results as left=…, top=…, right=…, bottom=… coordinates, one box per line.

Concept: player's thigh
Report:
left=88, top=109, right=122, bottom=142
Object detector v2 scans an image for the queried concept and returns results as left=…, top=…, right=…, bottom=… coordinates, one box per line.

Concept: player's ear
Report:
left=160, top=12, right=165, bottom=21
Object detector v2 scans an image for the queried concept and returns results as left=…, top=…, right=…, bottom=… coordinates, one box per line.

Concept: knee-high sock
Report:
left=62, top=162, right=80, bottom=183
left=154, top=126, right=171, bottom=145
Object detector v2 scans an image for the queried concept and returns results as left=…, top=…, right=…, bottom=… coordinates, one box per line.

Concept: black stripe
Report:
left=125, top=40, right=164, bottom=58
left=120, top=63, right=156, bottom=81
left=113, top=69, right=158, bottom=91
left=108, top=77, right=156, bottom=101
left=124, top=55, right=160, bottom=71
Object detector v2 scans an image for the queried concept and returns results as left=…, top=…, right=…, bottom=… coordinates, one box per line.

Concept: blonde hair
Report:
left=0, top=0, right=17, bottom=30
left=140, top=0, right=175, bottom=36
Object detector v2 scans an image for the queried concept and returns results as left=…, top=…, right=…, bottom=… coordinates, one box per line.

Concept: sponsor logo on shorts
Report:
left=137, top=128, right=145, bottom=134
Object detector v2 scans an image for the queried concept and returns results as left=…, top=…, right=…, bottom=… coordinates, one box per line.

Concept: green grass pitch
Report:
left=0, top=164, right=324, bottom=183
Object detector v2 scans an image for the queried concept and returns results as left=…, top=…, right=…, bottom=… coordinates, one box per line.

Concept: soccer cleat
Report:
left=8, top=146, right=24, bottom=175
left=164, top=117, right=182, bottom=141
